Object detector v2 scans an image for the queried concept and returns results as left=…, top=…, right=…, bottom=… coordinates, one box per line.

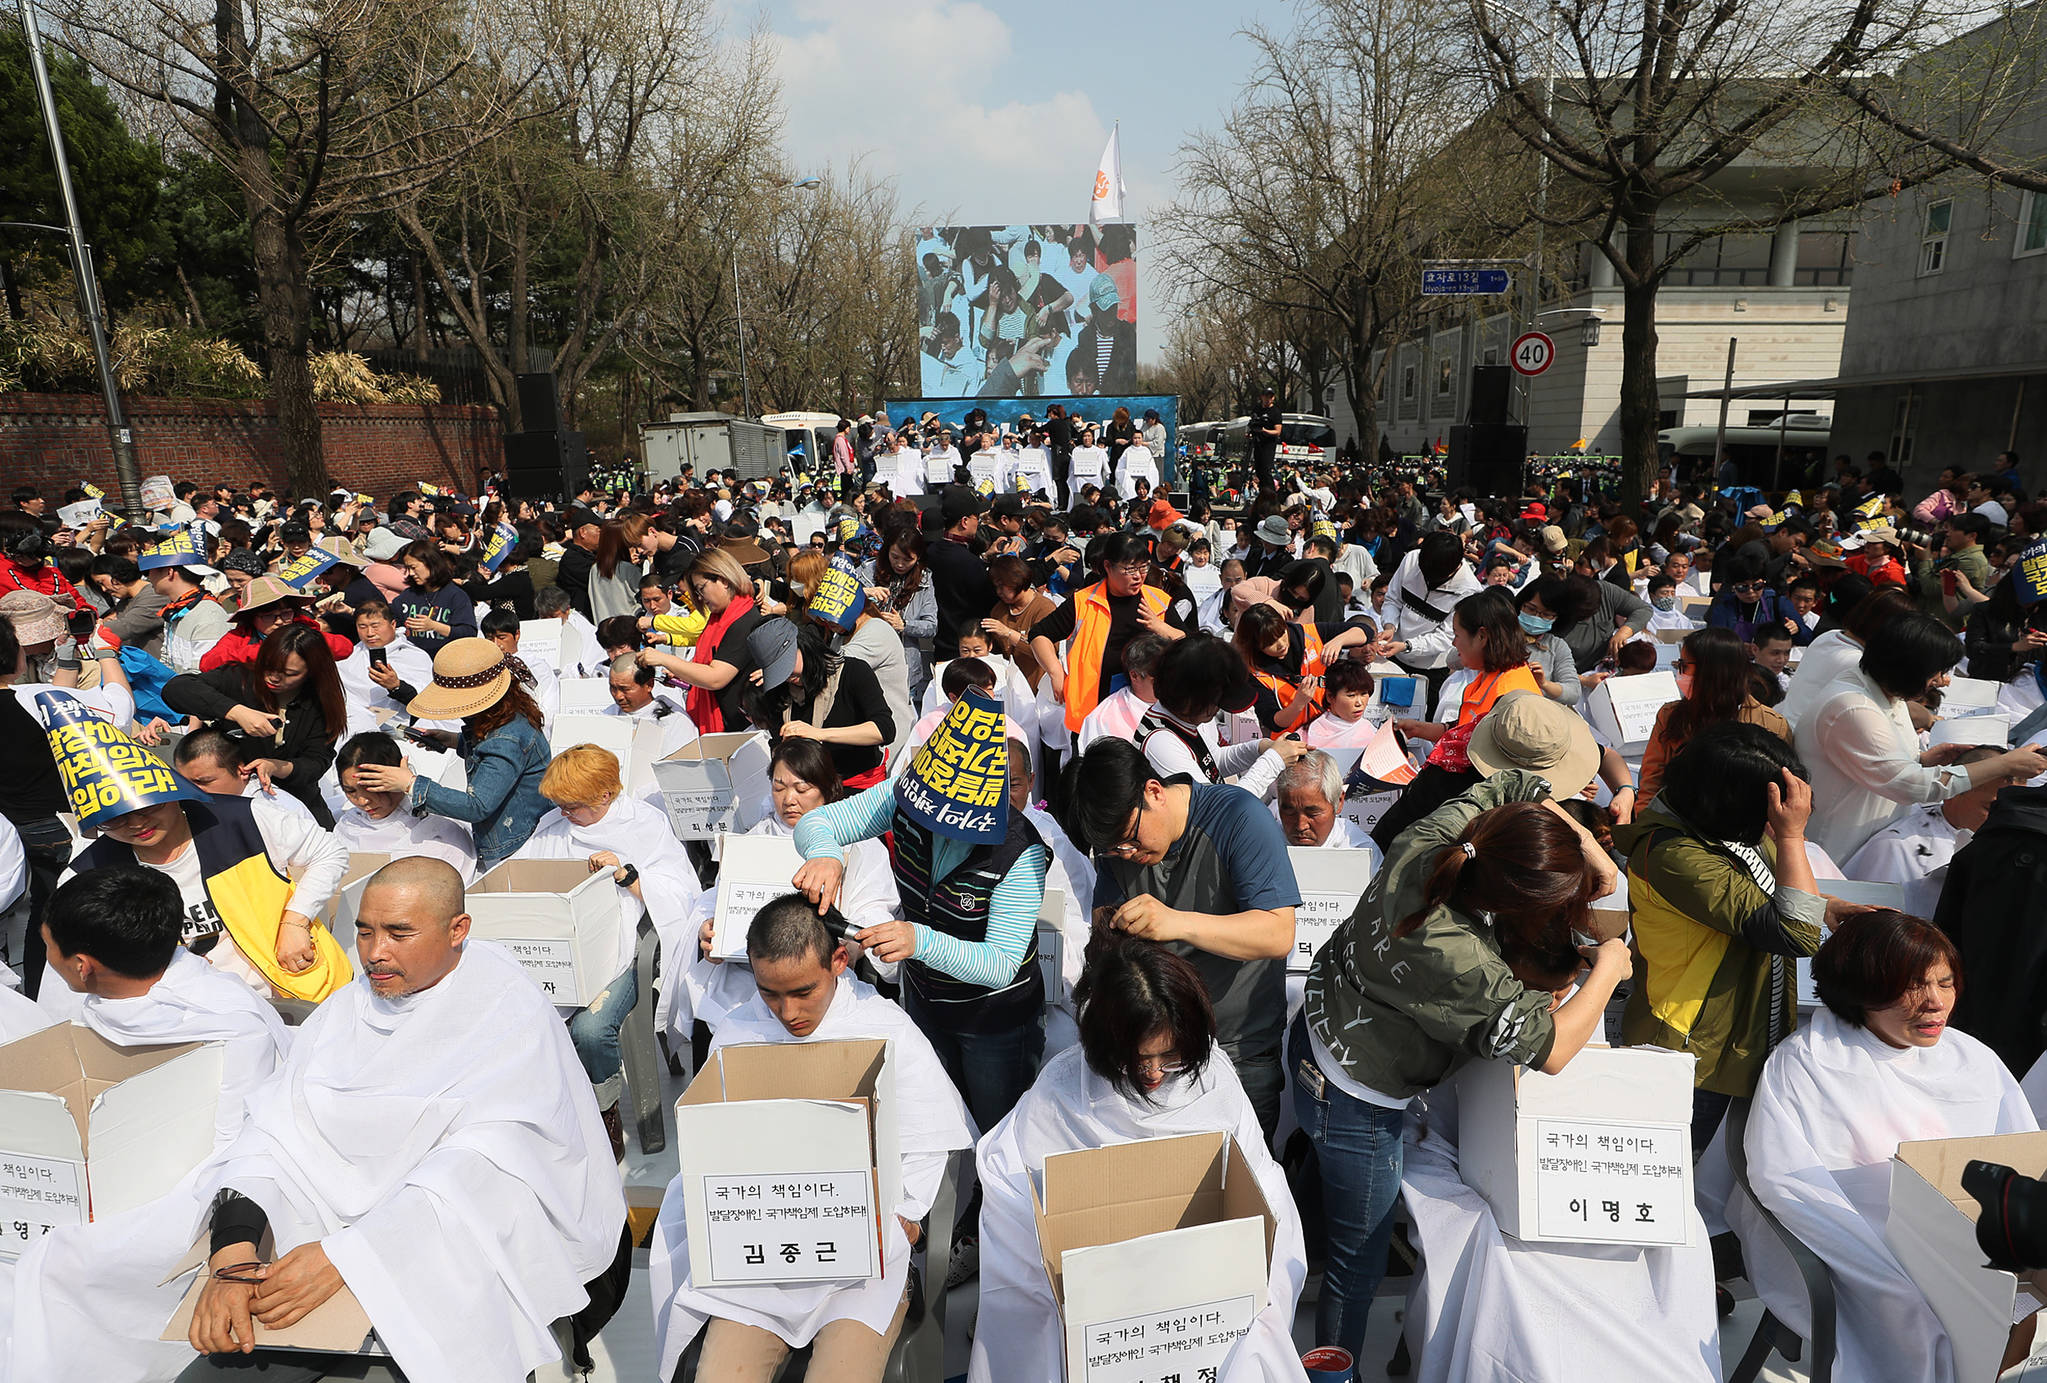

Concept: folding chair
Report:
left=619, top=909, right=667, bottom=1155
left=1723, top=1096, right=1836, bottom=1383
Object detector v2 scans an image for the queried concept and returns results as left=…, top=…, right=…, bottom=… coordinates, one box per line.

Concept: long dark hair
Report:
left=1233, top=604, right=1292, bottom=668
left=1074, top=927, right=1216, bottom=1104
left=1396, top=802, right=1593, bottom=950
left=399, top=539, right=454, bottom=591
left=1664, top=626, right=1749, bottom=740
left=1454, top=588, right=1527, bottom=674
left=748, top=621, right=841, bottom=727
left=244, top=622, right=345, bottom=744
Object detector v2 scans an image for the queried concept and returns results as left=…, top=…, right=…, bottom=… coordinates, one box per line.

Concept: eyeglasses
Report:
left=1135, top=1052, right=1188, bottom=1075
left=1106, top=799, right=1148, bottom=856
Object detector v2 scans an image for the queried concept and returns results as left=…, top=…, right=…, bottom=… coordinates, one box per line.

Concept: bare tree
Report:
left=1460, top=0, right=1985, bottom=503
left=62, top=0, right=530, bottom=492
left=1161, top=0, right=1496, bottom=461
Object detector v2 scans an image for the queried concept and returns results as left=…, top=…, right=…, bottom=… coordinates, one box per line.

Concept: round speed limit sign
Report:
left=1511, top=331, right=1556, bottom=376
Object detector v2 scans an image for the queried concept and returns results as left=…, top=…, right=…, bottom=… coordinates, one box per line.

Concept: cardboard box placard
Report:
left=673, top=1038, right=900, bottom=1287
left=1944, top=676, right=2002, bottom=719
left=0, top=1028, right=224, bottom=1260
left=464, top=859, right=621, bottom=1007
left=549, top=713, right=663, bottom=798
left=1341, top=786, right=1401, bottom=837
left=556, top=678, right=615, bottom=716
left=1454, top=1045, right=1695, bottom=1247
left=1586, top=670, right=1681, bottom=751
left=1652, top=626, right=1691, bottom=644
left=1931, top=713, right=2011, bottom=749
left=1036, top=887, right=1068, bottom=1003
left=1797, top=879, right=1910, bottom=1010
left=1288, top=847, right=1371, bottom=975
left=655, top=731, right=772, bottom=839
left=1033, top=1131, right=1275, bottom=1383
left=711, top=831, right=806, bottom=959
left=518, top=618, right=564, bottom=666
left=1886, top=1132, right=2047, bottom=1383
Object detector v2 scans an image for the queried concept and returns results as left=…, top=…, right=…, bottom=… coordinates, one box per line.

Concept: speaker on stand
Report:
left=501, top=371, right=587, bottom=503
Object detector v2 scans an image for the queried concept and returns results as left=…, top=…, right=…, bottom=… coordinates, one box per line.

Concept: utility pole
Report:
left=16, top=0, right=144, bottom=518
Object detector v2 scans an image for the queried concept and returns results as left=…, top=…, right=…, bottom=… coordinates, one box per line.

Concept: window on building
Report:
left=1656, top=231, right=1773, bottom=286
left=1919, top=200, right=1952, bottom=276
left=1436, top=355, right=1455, bottom=398
left=1794, top=230, right=1854, bottom=286
left=1400, top=360, right=1417, bottom=401
left=1890, top=392, right=1917, bottom=467
left=2017, top=191, right=2047, bottom=258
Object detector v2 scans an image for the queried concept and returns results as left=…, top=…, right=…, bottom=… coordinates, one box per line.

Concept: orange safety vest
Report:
left=1063, top=580, right=1171, bottom=732
left=1253, top=624, right=1326, bottom=721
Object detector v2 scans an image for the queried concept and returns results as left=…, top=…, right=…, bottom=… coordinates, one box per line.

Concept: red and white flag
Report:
left=1089, top=123, right=1125, bottom=226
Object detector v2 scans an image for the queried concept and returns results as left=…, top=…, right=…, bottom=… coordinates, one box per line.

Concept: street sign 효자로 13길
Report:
left=1422, top=267, right=1512, bottom=295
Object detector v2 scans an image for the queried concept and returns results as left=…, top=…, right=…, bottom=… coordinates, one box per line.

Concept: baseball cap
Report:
left=747, top=618, right=801, bottom=690
left=941, top=488, right=987, bottom=524
left=1088, top=273, right=1120, bottom=311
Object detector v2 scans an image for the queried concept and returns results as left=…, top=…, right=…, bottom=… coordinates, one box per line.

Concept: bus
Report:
left=759, top=411, right=842, bottom=476
left=1657, top=414, right=1830, bottom=489
left=1178, top=420, right=1228, bottom=461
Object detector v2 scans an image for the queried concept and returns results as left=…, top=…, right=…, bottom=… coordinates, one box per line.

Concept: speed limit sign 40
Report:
left=1512, top=331, right=1555, bottom=376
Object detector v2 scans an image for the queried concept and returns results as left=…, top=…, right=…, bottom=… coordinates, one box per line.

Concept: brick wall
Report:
left=0, top=393, right=504, bottom=500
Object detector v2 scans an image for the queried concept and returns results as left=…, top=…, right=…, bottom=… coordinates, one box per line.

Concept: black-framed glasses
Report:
left=1106, top=799, right=1148, bottom=856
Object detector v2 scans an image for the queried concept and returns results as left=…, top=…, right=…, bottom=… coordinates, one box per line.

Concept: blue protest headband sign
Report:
left=137, top=523, right=205, bottom=571
left=480, top=522, right=519, bottom=575
left=896, top=686, right=1007, bottom=843
left=808, top=554, right=867, bottom=632
left=836, top=516, right=862, bottom=542
left=277, top=546, right=340, bottom=590
left=38, top=691, right=202, bottom=829
left=2015, top=538, right=2047, bottom=606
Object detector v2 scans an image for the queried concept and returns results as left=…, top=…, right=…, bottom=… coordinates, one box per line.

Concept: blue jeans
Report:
left=566, top=964, right=639, bottom=1085
left=901, top=986, right=1043, bottom=1134
left=1288, top=1013, right=1405, bottom=1361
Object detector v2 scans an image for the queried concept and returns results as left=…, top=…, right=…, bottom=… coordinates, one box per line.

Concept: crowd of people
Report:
left=0, top=436, right=2045, bottom=1383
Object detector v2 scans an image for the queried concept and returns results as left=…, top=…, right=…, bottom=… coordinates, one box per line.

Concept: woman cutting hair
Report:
left=970, top=930, right=1309, bottom=1383
left=164, top=622, right=346, bottom=827
left=636, top=547, right=763, bottom=733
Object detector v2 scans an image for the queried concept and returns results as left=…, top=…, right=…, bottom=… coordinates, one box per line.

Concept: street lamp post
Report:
left=730, top=175, right=821, bottom=419
left=15, top=0, right=144, bottom=518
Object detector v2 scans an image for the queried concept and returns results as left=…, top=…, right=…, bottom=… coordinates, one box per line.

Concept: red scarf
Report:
left=687, top=595, right=755, bottom=732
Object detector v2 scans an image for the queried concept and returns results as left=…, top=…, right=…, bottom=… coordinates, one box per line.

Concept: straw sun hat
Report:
left=407, top=637, right=513, bottom=720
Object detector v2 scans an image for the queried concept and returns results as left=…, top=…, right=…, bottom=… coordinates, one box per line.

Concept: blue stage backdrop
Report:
left=911, top=224, right=1139, bottom=398
left=882, top=394, right=1179, bottom=485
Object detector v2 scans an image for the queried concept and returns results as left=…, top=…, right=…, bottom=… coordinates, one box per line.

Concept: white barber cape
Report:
left=608, top=690, right=700, bottom=757
left=969, top=1044, right=1310, bottom=1383
left=1075, top=685, right=1150, bottom=751
left=1732, top=1007, right=2034, bottom=1383
left=334, top=804, right=479, bottom=883
left=1114, top=443, right=1160, bottom=501
left=0, top=961, right=52, bottom=1043
left=678, top=813, right=898, bottom=1037
left=1022, top=802, right=1092, bottom=1056
left=5, top=941, right=624, bottom=1383
left=78, top=949, right=291, bottom=1147
left=516, top=797, right=702, bottom=1019
left=1840, top=802, right=1961, bottom=920
left=649, top=976, right=973, bottom=1377
left=335, top=636, right=433, bottom=722
left=1397, top=1098, right=1716, bottom=1383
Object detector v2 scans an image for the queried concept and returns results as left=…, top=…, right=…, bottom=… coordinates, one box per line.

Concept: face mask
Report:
left=1518, top=612, right=1553, bottom=636
left=1675, top=671, right=1695, bottom=698
left=1652, top=596, right=1677, bottom=612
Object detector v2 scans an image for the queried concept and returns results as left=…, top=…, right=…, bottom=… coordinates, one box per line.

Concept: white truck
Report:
left=639, top=412, right=784, bottom=484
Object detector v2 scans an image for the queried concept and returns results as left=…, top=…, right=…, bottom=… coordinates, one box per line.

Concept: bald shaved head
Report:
left=364, top=856, right=465, bottom=924
left=356, top=857, right=471, bottom=997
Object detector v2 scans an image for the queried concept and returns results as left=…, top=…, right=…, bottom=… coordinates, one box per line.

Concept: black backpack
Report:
left=1934, top=785, right=2047, bottom=1074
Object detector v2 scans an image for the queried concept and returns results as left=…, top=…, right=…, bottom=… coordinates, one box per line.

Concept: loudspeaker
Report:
left=501, top=430, right=589, bottom=501
left=1447, top=424, right=1527, bottom=496
left=515, top=372, right=562, bottom=434
left=1468, top=365, right=1511, bottom=427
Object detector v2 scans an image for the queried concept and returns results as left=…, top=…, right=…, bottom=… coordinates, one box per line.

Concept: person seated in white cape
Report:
left=650, top=892, right=973, bottom=1383
left=968, top=929, right=1309, bottom=1383
left=1734, top=909, right=2038, bottom=1382
left=5, top=857, right=626, bottom=1383
left=331, top=732, right=479, bottom=883
left=684, top=738, right=899, bottom=1040
left=512, top=743, right=702, bottom=1156
left=38, top=866, right=290, bottom=1149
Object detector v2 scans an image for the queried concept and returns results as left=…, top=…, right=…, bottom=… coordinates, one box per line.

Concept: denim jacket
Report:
left=408, top=715, right=552, bottom=867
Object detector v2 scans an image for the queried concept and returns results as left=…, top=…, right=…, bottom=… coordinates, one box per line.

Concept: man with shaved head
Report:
left=6, top=856, right=629, bottom=1383
left=603, top=650, right=699, bottom=756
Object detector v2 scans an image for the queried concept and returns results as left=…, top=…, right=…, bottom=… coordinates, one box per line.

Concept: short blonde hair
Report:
left=540, top=744, right=623, bottom=807
left=688, top=547, right=754, bottom=598
left=785, top=550, right=827, bottom=601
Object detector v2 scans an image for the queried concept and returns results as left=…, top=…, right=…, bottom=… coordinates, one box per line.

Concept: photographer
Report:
left=0, top=516, right=82, bottom=608
left=1910, top=511, right=1992, bottom=630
